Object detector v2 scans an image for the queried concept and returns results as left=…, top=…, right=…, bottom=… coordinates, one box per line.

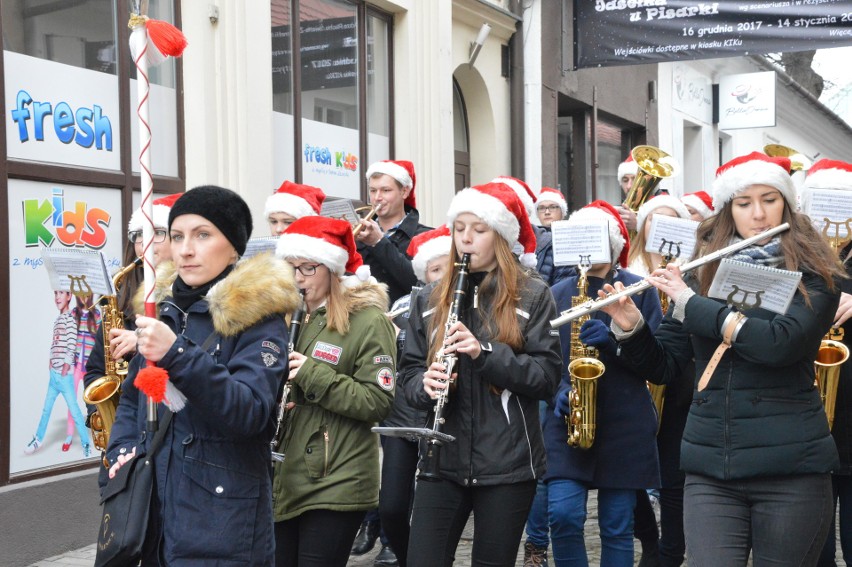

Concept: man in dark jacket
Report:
left=356, top=159, right=431, bottom=305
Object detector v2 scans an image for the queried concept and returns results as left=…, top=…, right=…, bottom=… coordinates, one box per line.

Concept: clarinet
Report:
left=271, top=289, right=306, bottom=463
left=419, top=253, right=471, bottom=481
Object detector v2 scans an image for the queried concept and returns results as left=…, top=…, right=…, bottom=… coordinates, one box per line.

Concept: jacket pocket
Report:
left=171, top=456, right=259, bottom=562
left=303, top=425, right=331, bottom=479
left=751, top=395, right=812, bottom=406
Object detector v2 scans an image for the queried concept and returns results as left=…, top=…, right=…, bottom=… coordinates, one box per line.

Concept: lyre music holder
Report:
left=726, top=285, right=763, bottom=311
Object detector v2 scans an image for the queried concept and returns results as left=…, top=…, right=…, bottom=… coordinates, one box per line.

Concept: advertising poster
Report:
left=575, top=1, right=852, bottom=69
left=718, top=71, right=777, bottom=129
left=8, top=180, right=124, bottom=475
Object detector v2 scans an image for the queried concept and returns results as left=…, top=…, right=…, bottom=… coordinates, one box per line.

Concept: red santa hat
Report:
left=128, top=192, right=181, bottom=232
left=492, top=176, right=536, bottom=218
left=681, top=191, right=714, bottom=220
left=618, top=154, right=639, bottom=181
left=636, top=194, right=691, bottom=231
left=800, top=159, right=852, bottom=214
left=713, top=151, right=795, bottom=211
left=264, top=181, right=326, bottom=219
left=566, top=200, right=630, bottom=268
left=365, top=159, right=417, bottom=209
left=536, top=186, right=568, bottom=217
left=407, top=225, right=452, bottom=283
left=276, top=217, right=370, bottom=283
left=446, top=182, right=538, bottom=268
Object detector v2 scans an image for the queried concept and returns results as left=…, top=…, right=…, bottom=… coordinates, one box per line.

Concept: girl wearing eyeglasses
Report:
left=273, top=216, right=398, bottom=567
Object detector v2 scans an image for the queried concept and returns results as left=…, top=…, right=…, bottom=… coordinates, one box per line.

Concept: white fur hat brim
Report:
left=264, top=193, right=317, bottom=220
left=537, top=194, right=568, bottom=217
left=618, top=160, right=639, bottom=180
left=447, top=188, right=520, bottom=246
left=637, top=195, right=691, bottom=229
left=801, top=168, right=852, bottom=214
left=713, top=160, right=796, bottom=211
left=276, top=233, right=348, bottom=276
left=128, top=204, right=171, bottom=232
left=365, top=161, right=413, bottom=188
left=681, top=194, right=713, bottom=219
left=411, top=235, right=452, bottom=282
left=567, top=208, right=625, bottom=265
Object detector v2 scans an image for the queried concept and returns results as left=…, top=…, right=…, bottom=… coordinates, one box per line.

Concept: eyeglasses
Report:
left=128, top=229, right=168, bottom=244
left=290, top=263, right=320, bottom=276
left=537, top=205, right=561, bottom=213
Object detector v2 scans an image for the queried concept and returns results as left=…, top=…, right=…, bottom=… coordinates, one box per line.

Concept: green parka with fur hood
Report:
left=272, top=279, right=397, bottom=521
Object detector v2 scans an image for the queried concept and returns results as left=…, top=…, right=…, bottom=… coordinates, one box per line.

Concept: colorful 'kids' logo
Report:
left=23, top=188, right=110, bottom=249
left=304, top=144, right=358, bottom=171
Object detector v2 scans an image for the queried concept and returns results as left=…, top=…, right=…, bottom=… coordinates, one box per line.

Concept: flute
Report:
left=550, top=223, right=791, bottom=328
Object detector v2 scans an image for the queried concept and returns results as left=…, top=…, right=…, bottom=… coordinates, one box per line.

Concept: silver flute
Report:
left=550, top=223, right=791, bottom=328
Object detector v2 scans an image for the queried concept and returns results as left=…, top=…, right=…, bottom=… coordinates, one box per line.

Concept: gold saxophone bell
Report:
left=764, top=144, right=811, bottom=173
left=623, top=145, right=680, bottom=213
left=816, top=332, right=849, bottom=431
left=352, top=204, right=382, bottom=237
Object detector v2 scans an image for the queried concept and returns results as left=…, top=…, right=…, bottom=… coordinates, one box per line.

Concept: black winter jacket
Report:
left=829, top=246, right=852, bottom=474
left=619, top=270, right=840, bottom=481
left=400, top=270, right=562, bottom=486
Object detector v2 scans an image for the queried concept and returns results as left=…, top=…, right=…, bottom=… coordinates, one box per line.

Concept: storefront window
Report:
left=271, top=0, right=393, bottom=201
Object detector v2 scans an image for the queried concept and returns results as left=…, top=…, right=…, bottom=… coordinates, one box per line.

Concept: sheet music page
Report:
left=708, top=259, right=802, bottom=315
left=40, top=248, right=114, bottom=296
left=805, top=188, right=852, bottom=239
left=242, top=236, right=279, bottom=261
left=552, top=221, right=611, bottom=266
left=320, top=198, right=360, bottom=226
left=646, top=215, right=700, bottom=261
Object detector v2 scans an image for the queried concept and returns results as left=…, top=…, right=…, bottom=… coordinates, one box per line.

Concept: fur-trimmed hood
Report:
left=133, top=253, right=300, bottom=336
left=340, top=279, right=389, bottom=314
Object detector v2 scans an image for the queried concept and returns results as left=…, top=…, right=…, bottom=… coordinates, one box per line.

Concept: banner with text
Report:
left=575, top=1, right=852, bottom=69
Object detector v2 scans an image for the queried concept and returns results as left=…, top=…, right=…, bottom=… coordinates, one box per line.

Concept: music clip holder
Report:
left=725, top=285, right=763, bottom=311
left=68, top=274, right=93, bottom=301
left=372, top=426, right=456, bottom=445
left=822, top=217, right=852, bottom=253
left=658, top=238, right=682, bottom=265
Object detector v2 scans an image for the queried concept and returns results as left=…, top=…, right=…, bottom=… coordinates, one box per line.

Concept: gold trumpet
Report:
left=623, top=146, right=680, bottom=213
left=764, top=144, right=811, bottom=173
left=352, top=204, right=383, bottom=237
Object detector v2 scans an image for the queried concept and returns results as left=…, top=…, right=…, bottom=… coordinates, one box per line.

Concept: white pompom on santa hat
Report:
left=800, top=159, right=852, bottom=214
left=446, top=182, right=538, bottom=269
left=536, top=186, right=568, bottom=217
left=618, top=154, right=639, bottom=181
left=276, top=216, right=371, bottom=285
left=128, top=192, right=181, bottom=232
left=712, top=151, right=796, bottom=211
left=566, top=200, right=630, bottom=268
left=407, top=225, right=452, bottom=283
left=492, top=176, right=536, bottom=218
left=264, top=181, right=326, bottom=220
left=636, top=194, right=691, bottom=230
left=366, top=159, right=417, bottom=208
left=681, top=191, right=714, bottom=220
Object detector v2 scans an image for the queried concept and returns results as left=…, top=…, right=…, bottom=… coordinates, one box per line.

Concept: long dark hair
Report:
left=694, top=199, right=845, bottom=300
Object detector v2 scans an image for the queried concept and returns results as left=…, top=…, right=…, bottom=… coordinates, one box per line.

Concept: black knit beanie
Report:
left=168, top=186, right=253, bottom=255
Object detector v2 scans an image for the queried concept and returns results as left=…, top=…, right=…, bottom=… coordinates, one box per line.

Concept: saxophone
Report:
left=83, top=258, right=141, bottom=466
left=271, top=289, right=306, bottom=463
left=419, top=253, right=471, bottom=481
left=566, top=259, right=605, bottom=449
left=648, top=239, right=682, bottom=431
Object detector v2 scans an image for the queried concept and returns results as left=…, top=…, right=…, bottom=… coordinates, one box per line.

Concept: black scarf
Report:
left=171, top=265, right=234, bottom=312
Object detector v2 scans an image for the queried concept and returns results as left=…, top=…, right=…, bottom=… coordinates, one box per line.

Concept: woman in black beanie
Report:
left=107, top=185, right=301, bottom=565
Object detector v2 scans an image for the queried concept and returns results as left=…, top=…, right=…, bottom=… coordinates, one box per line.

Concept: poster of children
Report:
left=8, top=179, right=123, bottom=474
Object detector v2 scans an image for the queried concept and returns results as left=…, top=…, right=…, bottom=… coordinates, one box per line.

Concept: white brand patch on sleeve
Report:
left=311, top=341, right=343, bottom=365
left=376, top=367, right=395, bottom=391
left=261, top=352, right=278, bottom=367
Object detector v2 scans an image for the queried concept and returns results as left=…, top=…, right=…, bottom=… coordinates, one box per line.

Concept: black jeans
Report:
left=379, top=436, right=420, bottom=567
left=684, top=472, right=833, bottom=567
left=274, top=509, right=365, bottom=567
left=407, top=478, right=536, bottom=567
left=818, top=473, right=852, bottom=566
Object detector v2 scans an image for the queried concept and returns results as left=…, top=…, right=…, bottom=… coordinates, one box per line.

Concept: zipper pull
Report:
left=473, top=285, right=479, bottom=309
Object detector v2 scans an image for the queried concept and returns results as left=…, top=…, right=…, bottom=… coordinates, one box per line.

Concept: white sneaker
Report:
left=24, top=436, right=42, bottom=454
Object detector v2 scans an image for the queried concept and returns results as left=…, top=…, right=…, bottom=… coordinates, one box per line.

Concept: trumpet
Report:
left=550, top=223, right=791, bottom=328
left=271, top=289, right=306, bottom=462
left=352, top=204, right=383, bottom=237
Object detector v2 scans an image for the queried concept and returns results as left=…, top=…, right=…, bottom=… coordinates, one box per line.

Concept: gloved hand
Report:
left=554, top=387, right=572, bottom=418
left=579, top=319, right=614, bottom=353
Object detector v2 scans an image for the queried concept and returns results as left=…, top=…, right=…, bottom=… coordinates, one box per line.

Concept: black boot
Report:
left=374, top=545, right=399, bottom=566
left=351, top=521, right=380, bottom=556
left=637, top=540, right=662, bottom=567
